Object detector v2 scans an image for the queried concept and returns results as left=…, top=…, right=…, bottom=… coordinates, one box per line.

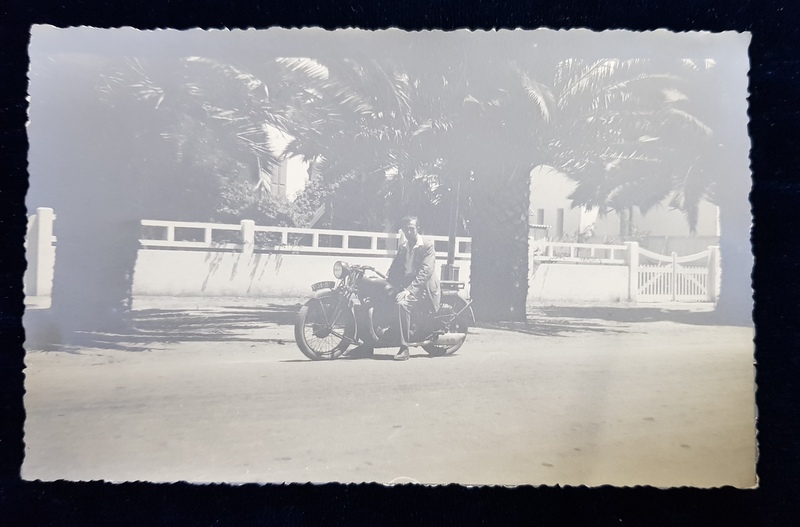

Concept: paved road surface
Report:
left=22, top=300, right=756, bottom=488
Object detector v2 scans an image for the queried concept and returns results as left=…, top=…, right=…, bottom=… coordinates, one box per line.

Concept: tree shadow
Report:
left=477, top=304, right=729, bottom=337
left=536, top=305, right=734, bottom=326
left=478, top=317, right=629, bottom=337
left=24, top=303, right=300, bottom=352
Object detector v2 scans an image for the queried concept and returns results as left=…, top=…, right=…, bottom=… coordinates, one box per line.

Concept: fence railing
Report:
left=530, top=240, right=628, bottom=265
left=638, top=246, right=712, bottom=264
left=139, top=219, right=473, bottom=260
left=140, top=219, right=637, bottom=266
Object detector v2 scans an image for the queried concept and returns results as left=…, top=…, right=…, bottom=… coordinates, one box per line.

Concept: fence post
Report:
left=671, top=251, right=678, bottom=301
left=24, top=214, right=38, bottom=295
left=240, top=220, right=255, bottom=255
left=625, top=241, right=639, bottom=302
left=707, top=245, right=720, bottom=302
left=26, top=207, right=56, bottom=296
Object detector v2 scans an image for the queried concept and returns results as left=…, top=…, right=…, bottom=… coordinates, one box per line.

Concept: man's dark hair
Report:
left=400, top=215, right=419, bottom=227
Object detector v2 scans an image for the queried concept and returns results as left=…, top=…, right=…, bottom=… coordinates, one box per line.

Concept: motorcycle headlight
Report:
left=333, top=261, right=350, bottom=279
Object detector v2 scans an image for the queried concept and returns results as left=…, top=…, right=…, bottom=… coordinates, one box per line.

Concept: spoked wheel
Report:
left=295, top=295, right=355, bottom=360
left=423, top=296, right=470, bottom=357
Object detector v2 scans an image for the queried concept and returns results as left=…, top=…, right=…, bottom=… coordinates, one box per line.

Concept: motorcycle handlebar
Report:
left=356, top=265, right=387, bottom=280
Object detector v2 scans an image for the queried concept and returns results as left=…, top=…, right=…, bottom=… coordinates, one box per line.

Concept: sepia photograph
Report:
left=22, top=26, right=754, bottom=488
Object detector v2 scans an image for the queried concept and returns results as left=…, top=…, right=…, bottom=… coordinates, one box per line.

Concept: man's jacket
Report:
left=387, top=235, right=441, bottom=312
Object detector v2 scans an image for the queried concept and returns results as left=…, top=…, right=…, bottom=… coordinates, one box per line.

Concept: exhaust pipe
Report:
left=428, top=333, right=466, bottom=347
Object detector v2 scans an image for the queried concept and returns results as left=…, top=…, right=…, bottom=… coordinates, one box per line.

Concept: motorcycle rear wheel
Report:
left=423, top=296, right=469, bottom=357
left=295, top=296, right=355, bottom=360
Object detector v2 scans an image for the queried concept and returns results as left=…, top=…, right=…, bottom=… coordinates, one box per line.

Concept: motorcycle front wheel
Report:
left=295, top=295, right=356, bottom=360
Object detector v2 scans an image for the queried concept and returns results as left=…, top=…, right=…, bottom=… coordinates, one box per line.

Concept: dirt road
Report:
left=22, top=301, right=756, bottom=488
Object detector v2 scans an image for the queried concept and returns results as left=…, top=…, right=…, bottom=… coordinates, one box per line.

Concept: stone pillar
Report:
left=625, top=241, right=639, bottom=302
left=26, top=207, right=56, bottom=296
left=240, top=220, right=255, bottom=255
left=707, top=245, right=720, bottom=302
left=671, top=251, right=678, bottom=302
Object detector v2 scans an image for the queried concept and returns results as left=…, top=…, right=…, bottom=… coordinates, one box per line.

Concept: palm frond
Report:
left=559, top=59, right=623, bottom=105
left=680, top=58, right=700, bottom=71
left=661, top=107, right=713, bottom=135
left=185, top=56, right=268, bottom=95
left=275, top=57, right=329, bottom=82
left=520, top=73, right=554, bottom=123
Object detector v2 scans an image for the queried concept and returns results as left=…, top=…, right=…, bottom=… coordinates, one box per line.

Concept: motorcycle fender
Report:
left=446, top=294, right=475, bottom=324
left=462, top=303, right=476, bottom=324
left=310, top=287, right=336, bottom=300
left=311, top=288, right=362, bottom=306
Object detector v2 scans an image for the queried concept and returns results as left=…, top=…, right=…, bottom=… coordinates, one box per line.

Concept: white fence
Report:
left=24, top=211, right=721, bottom=304
left=528, top=241, right=719, bottom=303
left=140, top=219, right=473, bottom=260
left=530, top=240, right=628, bottom=265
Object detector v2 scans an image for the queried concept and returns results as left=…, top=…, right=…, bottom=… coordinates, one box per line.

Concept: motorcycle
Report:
left=294, top=260, right=474, bottom=360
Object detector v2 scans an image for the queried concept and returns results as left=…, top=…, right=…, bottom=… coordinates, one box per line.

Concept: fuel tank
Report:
left=356, top=276, right=397, bottom=304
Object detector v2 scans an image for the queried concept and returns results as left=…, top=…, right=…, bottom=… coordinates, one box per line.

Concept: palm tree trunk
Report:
left=628, top=207, right=635, bottom=238
left=619, top=210, right=627, bottom=239
left=618, top=207, right=635, bottom=239
left=50, top=216, right=140, bottom=337
left=713, top=150, right=753, bottom=326
left=468, top=165, right=530, bottom=322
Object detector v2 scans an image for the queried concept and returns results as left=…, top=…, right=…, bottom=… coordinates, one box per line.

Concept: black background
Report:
left=2, top=1, right=798, bottom=525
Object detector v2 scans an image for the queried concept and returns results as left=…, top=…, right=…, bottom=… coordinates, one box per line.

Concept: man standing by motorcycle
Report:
left=386, top=216, right=442, bottom=361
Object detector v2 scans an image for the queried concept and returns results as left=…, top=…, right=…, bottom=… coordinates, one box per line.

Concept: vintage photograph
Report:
left=22, top=26, right=754, bottom=487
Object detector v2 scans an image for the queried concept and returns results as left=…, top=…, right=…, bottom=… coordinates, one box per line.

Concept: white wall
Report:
left=529, top=165, right=582, bottom=236
left=528, top=263, right=630, bottom=304
left=132, top=250, right=472, bottom=299
left=133, top=249, right=630, bottom=305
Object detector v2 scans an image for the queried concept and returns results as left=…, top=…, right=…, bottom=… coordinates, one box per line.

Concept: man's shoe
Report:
left=394, top=346, right=410, bottom=361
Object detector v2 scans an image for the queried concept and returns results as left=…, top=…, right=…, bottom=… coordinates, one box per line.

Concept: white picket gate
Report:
left=636, top=247, right=720, bottom=303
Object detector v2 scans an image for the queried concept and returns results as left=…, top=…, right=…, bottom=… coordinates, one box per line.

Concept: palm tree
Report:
left=101, top=54, right=291, bottom=198
left=29, top=53, right=189, bottom=339
left=30, top=49, right=297, bottom=342
left=273, top=39, right=547, bottom=321
left=276, top=55, right=453, bottom=231
left=533, top=57, right=719, bottom=237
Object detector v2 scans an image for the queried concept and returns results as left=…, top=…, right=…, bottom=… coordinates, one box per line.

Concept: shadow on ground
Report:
left=478, top=305, right=727, bottom=337
left=478, top=318, right=628, bottom=337
left=538, top=305, right=726, bottom=326
left=24, top=303, right=301, bottom=352
left=24, top=303, right=732, bottom=352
